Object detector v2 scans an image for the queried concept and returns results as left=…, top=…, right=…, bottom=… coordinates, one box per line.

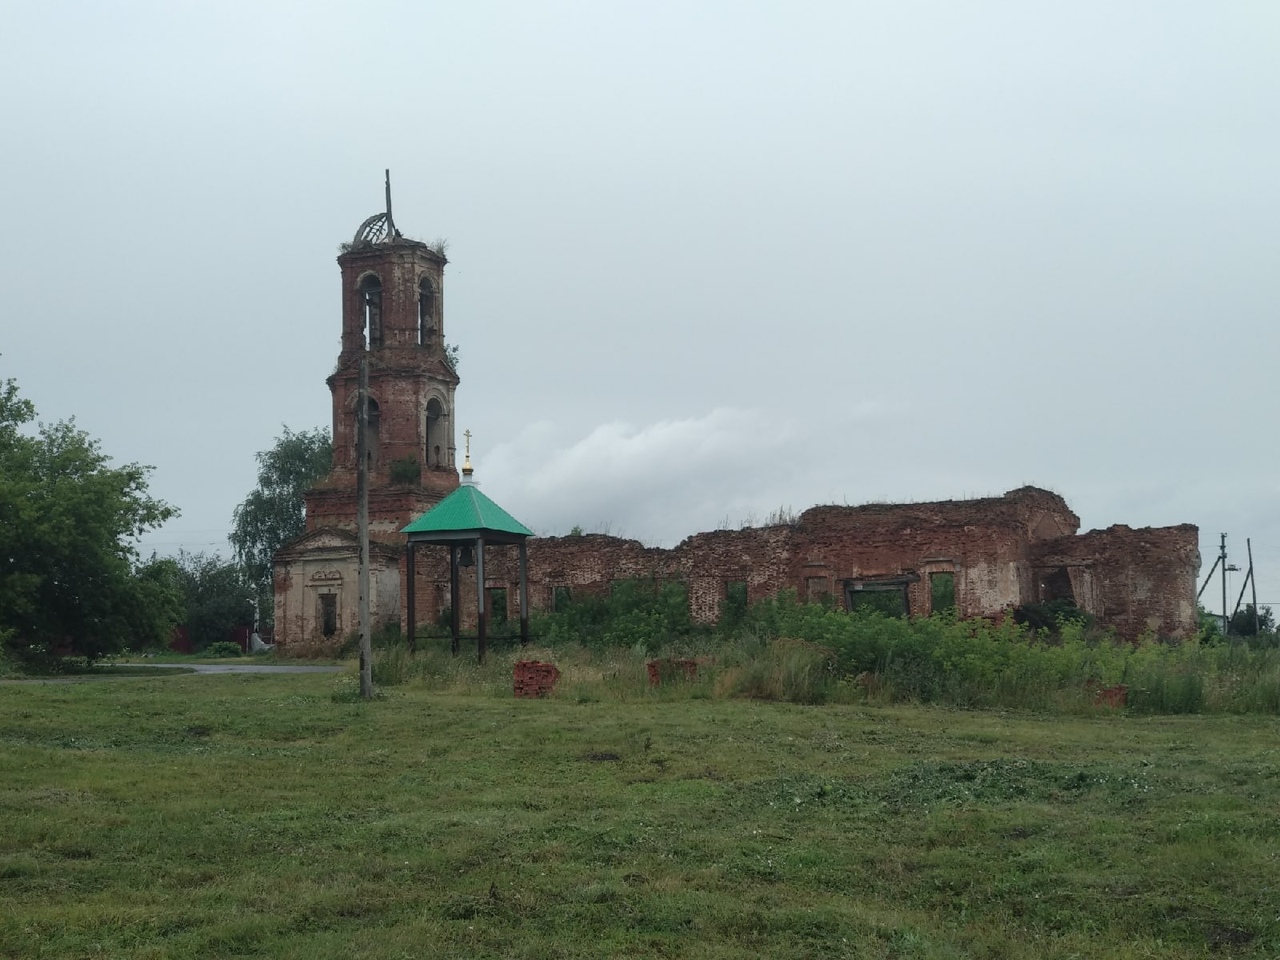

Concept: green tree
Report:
left=229, top=426, right=332, bottom=602
left=174, top=551, right=256, bottom=650
left=0, top=378, right=181, bottom=662
left=1229, top=603, right=1275, bottom=637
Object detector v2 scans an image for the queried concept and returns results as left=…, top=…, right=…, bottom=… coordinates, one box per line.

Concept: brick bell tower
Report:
left=304, top=181, right=461, bottom=540
left=273, top=177, right=462, bottom=650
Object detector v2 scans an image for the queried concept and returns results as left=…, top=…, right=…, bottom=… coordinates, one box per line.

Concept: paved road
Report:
left=0, top=663, right=346, bottom=683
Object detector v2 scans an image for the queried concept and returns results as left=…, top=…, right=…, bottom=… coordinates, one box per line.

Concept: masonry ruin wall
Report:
left=399, top=486, right=1199, bottom=641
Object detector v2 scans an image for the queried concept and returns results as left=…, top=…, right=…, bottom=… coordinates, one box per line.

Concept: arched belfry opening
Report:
left=426, top=396, right=446, bottom=467
left=358, top=274, right=383, bottom=348
left=418, top=277, right=436, bottom=348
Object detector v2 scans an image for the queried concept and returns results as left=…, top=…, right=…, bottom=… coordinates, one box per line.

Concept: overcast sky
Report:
left=3, top=1, right=1277, bottom=619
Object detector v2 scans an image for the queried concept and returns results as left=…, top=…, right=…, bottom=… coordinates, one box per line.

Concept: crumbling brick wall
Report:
left=399, top=488, right=1198, bottom=642
left=1032, top=524, right=1200, bottom=639
left=781, top=486, right=1081, bottom=618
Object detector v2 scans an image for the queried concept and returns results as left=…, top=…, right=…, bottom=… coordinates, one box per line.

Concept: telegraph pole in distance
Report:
left=357, top=349, right=373, bottom=699
left=1249, top=539, right=1259, bottom=635
left=1220, top=534, right=1229, bottom=637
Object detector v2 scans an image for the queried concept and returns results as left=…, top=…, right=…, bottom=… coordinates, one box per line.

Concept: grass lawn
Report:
left=2, top=670, right=1278, bottom=958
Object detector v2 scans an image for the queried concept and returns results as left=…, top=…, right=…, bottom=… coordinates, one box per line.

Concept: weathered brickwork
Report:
left=402, top=487, right=1200, bottom=640
left=313, top=237, right=459, bottom=526
left=1030, top=524, right=1200, bottom=640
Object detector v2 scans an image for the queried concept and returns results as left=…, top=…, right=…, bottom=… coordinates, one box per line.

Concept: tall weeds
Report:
left=716, top=635, right=839, bottom=704
left=367, top=587, right=1280, bottom=714
left=741, top=592, right=1280, bottom=713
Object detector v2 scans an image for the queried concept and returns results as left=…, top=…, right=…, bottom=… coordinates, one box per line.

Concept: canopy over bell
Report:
left=401, top=439, right=533, bottom=662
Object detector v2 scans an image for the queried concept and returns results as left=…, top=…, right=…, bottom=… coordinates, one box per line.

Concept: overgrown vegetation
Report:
left=530, top=578, right=693, bottom=652
left=735, top=592, right=1280, bottom=713
left=389, top=456, right=421, bottom=485
left=390, top=584, right=1280, bottom=715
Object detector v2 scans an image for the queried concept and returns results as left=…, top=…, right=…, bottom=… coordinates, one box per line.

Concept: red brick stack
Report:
left=513, top=661, right=560, bottom=698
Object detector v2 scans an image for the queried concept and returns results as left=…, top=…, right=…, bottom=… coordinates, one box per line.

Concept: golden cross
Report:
left=463, top=429, right=472, bottom=458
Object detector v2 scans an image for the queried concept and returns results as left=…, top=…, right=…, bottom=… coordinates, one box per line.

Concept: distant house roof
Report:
left=401, top=484, right=533, bottom=543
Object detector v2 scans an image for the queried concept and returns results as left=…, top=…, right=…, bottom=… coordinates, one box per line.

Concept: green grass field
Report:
left=2, top=668, right=1278, bottom=958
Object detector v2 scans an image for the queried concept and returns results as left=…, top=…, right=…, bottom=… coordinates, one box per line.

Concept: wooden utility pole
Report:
left=1220, top=533, right=1229, bottom=637
left=1231, top=538, right=1261, bottom=635
left=357, top=352, right=374, bottom=699
left=1249, top=539, right=1259, bottom=635
left=1198, top=549, right=1223, bottom=601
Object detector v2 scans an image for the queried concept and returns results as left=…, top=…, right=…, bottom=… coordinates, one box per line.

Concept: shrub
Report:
left=732, top=591, right=1277, bottom=713
left=205, top=641, right=243, bottom=658
left=389, top=458, right=420, bottom=485
left=334, top=619, right=402, bottom=658
left=0, top=642, right=20, bottom=679
left=534, top=578, right=699, bottom=653
left=1012, top=599, right=1093, bottom=632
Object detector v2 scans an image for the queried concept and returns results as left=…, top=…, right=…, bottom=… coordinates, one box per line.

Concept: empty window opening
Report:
left=320, top=594, right=338, bottom=637
left=1038, top=567, right=1075, bottom=604
left=359, top=274, right=383, bottom=348
left=425, top=397, right=444, bottom=467
left=553, top=586, right=572, bottom=613
left=845, top=580, right=911, bottom=618
left=489, top=587, right=508, bottom=626
left=722, top=580, right=748, bottom=627
left=609, top=578, right=689, bottom=614
left=930, top=572, right=956, bottom=615
left=418, top=277, right=435, bottom=347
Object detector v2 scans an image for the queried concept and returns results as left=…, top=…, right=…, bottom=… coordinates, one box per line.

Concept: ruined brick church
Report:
left=272, top=205, right=1201, bottom=648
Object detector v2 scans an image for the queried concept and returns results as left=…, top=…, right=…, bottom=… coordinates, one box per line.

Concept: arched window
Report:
left=425, top=397, right=444, bottom=467
left=359, top=274, right=383, bottom=348
left=418, top=277, right=435, bottom=348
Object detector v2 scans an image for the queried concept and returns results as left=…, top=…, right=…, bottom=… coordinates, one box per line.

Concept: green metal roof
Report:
left=401, top=484, right=533, bottom=538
